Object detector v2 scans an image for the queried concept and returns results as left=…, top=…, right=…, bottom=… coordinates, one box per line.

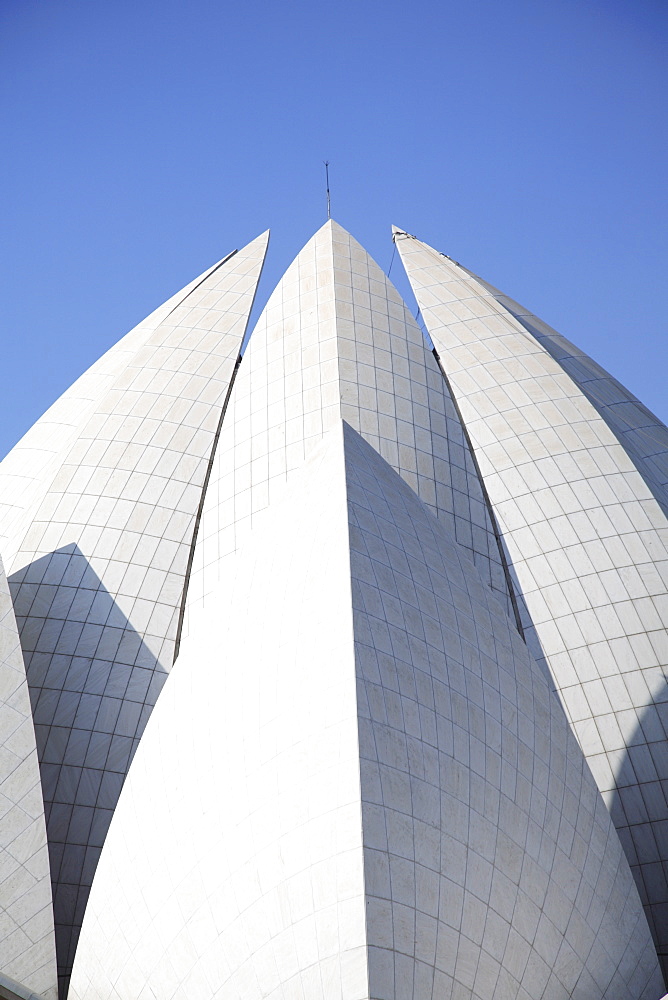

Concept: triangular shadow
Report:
left=9, top=543, right=170, bottom=999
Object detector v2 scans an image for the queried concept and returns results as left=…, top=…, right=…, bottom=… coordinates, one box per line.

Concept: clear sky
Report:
left=1, top=0, right=666, bottom=460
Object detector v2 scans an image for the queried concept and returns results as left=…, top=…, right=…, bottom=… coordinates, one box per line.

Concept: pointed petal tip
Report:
left=320, top=217, right=344, bottom=230
left=310, top=218, right=354, bottom=242
left=310, top=219, right=334, bottom=237
left=248, top=228, right=270, bottom=246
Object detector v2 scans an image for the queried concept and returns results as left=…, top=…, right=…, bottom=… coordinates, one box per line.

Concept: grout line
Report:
left=172, top=246, right=269, bottom=663
left=172, top=353, right=242, bottom=663
left=431, top=347, right=526, bottom=642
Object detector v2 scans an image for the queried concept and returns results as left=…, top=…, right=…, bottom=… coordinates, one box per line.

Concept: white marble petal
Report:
left=396, top=227, right=668, bottom=978
left=465, top=268, right=668, bottom=514
left=0, top=256, right=227, bottom=570
left=0, top=232, right=269, bottom=994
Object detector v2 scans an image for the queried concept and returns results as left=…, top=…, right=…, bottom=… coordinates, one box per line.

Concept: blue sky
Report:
left=1, top=0, right=666, bottom=459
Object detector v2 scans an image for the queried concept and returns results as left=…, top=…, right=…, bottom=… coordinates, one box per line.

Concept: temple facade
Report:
left=0, top=221, right=666, bottom=1000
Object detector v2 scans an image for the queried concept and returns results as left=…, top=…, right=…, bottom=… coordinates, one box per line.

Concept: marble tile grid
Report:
left=0, top=232, right=269, bottom=993
left=0, top=554, right=58, bottom=1000
left=69, top=418, right=661, bottom=1000
left=395, top=228, right=668, bottom=976
left=334, top=227, right=508, bottom=614
left=0, top=253, right=228, bottom=573
left=69, top=424, right=369, bottom=1000
left=183, top=221, right=513, bottom=641
left=344, top=423, right=662, bottom=1000
left=465, top=269, right=668, bottom=517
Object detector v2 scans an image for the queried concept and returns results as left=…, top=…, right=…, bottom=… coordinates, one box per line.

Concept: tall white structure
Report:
left=0, top=221, right=666, bottom=1000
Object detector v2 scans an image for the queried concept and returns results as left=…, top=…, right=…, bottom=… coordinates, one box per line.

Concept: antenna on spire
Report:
left=324, top=161, right=331, bottom=219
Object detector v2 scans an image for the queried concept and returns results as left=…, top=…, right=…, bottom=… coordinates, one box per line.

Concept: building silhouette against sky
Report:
left=0, top=222, right=666, bottom=1000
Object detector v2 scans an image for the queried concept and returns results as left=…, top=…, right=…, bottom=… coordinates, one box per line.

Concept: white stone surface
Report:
left=396, top=227, right=668, bottom=977
left=0, top=232, right=268, bottom=992
left=182, top=220, right=514, bottom=639
left=467, top=270, right=668, bottom=515
left=348, top=424, right=659, bottom=1000
left=0, top=554, right=57, bottom=1000
left=69, top=423, right=661, bottom=1000
left=0, top=255, right=228, bottom=571
left=70, top=424, right=366, bottom=1000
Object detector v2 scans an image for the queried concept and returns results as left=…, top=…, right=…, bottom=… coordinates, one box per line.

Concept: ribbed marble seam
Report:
left=69, top=423, right=661, bottom=1000
left=0, top=232, right=268, bottom=996
left=396, top=228, right=668, bottom=979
